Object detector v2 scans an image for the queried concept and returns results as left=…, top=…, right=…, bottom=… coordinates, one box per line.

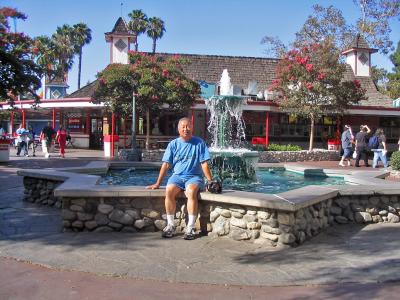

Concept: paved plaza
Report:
left=1, top=147, right=400, bottom=299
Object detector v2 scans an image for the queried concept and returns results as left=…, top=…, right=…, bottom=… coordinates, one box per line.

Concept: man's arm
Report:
left=146, top=162, right=170, bottom=189
left=364, top=125, right=371, bottom=134
left=201, top=161, right=213, bottom=182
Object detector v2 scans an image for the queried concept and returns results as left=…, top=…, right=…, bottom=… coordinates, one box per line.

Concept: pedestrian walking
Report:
left=16, top=124, right=29, bottom=157
left=339, top=125, right=354, bottom=167
left=27, top=125, right=36, bottom=157
left=40, top=122, right=55, bottom=158
left=372, top=128, right=389, bottom=169
left=55, top=125, right=67, bottom=158
left=354, top=125, right=371, bottom=167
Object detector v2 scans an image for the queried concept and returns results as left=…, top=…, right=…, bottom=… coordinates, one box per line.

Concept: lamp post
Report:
left=129, top=92, right=141, bottom=161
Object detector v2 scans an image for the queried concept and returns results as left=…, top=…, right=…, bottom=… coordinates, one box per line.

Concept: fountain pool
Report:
left=98, top=167, right=346, bottom=194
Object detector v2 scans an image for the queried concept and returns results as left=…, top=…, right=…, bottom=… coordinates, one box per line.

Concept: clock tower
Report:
left=342, top=34, right=377, bottom=77
left=105, top=17, right=136, bottom=64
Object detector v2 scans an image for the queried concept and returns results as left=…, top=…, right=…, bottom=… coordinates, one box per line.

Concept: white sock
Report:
left=167, top=214, right=175, bottom=227
left=187, top=214, right=196, bottom=229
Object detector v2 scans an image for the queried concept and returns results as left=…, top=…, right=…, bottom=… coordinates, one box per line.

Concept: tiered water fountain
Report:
left=206, top=69, right=259, bottom=184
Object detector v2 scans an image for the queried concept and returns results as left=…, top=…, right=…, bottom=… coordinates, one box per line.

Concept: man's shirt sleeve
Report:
left=162, top=141, right=174, bottom=165
left=200, top=141, right=211, bottom=162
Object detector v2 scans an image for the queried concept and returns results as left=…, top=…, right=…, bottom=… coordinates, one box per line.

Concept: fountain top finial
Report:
left=220, top=69, right=233, bottom=96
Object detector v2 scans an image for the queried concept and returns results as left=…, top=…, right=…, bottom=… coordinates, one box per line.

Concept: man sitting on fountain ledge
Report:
left=147, top=117, right=213, bottom=240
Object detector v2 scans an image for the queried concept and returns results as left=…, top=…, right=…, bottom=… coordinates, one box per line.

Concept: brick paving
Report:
left=1, top=147, right=400, bottom=299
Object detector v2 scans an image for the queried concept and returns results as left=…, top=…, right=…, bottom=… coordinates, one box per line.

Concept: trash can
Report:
left=327, top=139, right=341, bottom=151
left=104, top=135, right=119, bottom=157
left=0, top=138, right=10, bottom=162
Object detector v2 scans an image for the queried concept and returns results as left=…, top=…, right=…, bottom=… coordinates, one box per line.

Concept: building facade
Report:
left=1, top=19, right=399, bottom=151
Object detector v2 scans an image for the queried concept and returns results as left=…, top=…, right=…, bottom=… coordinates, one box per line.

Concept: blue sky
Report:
left=4, top=0, right=400, bottom=93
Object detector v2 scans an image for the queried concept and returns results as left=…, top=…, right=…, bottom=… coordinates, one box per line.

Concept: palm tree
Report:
left=52, top=24, right=76, bottom=80
left=72, top=23, right=92, bottom=89
left=127, top=9, right=148, bottom=52
left=33, top=35, right=57, bottom=80
left=146, top=17, right=166, bottom=54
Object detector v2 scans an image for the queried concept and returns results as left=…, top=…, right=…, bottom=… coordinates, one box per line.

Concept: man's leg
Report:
left=185, top=183, right=200, bottom=218
left=162, top=184, right=181, bottom=238
left=372, top=151, right=379, bottom=168
left=42, top=140, right=48, bottom=158
left=23, top=142, right=28, bottom=156
left=380, top=152, right=388, bottom=168
left=184, top=183, right=201, bottom=240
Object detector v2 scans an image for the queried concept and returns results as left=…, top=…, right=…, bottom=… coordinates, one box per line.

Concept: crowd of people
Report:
left=339, top=124, right=400, bottom=169
left=2, top=122, right=71, bottom=159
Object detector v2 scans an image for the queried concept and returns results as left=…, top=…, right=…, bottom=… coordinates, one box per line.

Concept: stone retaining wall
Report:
left=22, top=175, right=400, bottom=247
left=60, top=194, right=400, bottom=247
left=142, top=150, right=164, bottom=162
left=23, top=177, right=63, bottom=208
left=141, top=150, right=340, bottom=163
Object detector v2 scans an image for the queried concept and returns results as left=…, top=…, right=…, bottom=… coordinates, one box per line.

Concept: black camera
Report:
left=206, top=180, right=222, bottom=194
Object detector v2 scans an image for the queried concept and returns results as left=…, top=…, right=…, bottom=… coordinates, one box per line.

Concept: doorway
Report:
left=89, top=118, right=103, bottom=149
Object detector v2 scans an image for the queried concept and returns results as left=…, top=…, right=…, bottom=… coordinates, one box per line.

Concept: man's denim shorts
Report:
left=343, top=147, right=353, bottom=158
left=167, top=174, right=204, bottom=191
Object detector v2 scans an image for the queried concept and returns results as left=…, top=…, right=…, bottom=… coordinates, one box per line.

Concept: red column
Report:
left=265, top=112, right=269, bottom=147
left=52, top=108, right=56, bottom=128
left=10, top=111, right=14, bottom=135
left=21, top=109, right=26, bottom=128
left=86, top=112, right=90, bottom=134
left=191, top=110, right=195, bottom=129
left=111, top=113, right=115, bottom=157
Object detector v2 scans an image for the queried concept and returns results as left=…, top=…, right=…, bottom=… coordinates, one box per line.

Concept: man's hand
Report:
left=206, top=179, right=222, bottom=194
left=146, top=162, right=169, bottom=190
left=146, top=183, right=160, bottom=190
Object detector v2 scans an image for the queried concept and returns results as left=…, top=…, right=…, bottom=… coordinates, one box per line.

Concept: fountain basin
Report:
left=17, top=161, right=400, bottom=247
left=98, top=165, right=346, bottom=194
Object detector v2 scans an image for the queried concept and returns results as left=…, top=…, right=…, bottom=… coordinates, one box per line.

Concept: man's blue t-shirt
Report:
left=162, top=136, right=210, bottom=176
left=341, top=130, right=352, bottom=149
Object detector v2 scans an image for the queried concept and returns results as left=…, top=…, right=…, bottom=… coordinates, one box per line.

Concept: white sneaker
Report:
left=183, top=227, right=196, bottom=240
left=161, top=224, right=176, bottom=238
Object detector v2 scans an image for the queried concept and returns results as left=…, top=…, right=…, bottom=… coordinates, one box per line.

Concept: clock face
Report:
left=359, top=52, right=369, bottom=65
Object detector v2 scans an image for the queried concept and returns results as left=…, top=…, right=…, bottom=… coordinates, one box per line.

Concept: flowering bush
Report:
left=0, top=7, right=42, bottom=104
left=94, top=52, right=200, bottom=148
left=269, top=40, right=366, bottom=150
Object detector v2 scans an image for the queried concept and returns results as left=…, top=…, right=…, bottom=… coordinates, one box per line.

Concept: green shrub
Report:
left=267, top=143, right=302, bottom=151
left=391, top=151, right=400, bottom=171
left=251, top=144, right=267, bottom=151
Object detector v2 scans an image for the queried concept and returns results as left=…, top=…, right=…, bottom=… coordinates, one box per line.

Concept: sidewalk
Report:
left=1, top=148, right=400, bottom=299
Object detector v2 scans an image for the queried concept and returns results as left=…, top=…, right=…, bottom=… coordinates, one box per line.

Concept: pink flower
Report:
left=317, top=73, right=326, bottom=80
left=306, top=64, right=313, bottom=72
left=305, top=82, right=313, bottom=90
left=354, top=80, right=361, bottom=88
left=162, top=69, right=169, bottom=77
left=301, top=57, right=309, bottom=64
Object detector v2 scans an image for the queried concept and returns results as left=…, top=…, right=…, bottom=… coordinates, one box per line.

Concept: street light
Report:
left=129, top=91, right=141, bottom=161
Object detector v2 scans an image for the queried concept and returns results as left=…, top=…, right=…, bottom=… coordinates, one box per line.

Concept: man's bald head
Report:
left=178, top=117, right=193, bottom=141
